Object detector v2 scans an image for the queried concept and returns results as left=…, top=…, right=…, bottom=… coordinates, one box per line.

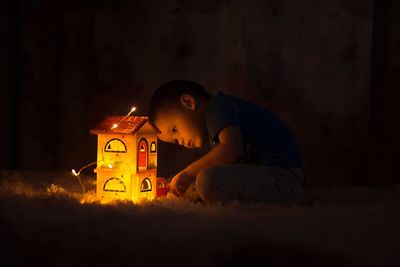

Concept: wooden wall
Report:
left=1, top=0, right=398, bottom=186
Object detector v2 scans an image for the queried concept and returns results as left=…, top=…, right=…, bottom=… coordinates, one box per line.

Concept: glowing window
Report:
left=105, top=139, right=127, bottom=153
left=150, top=142, right=156, bottom=153
left=140, top=178, right=152, bottom=192
left=103, top=177, right=126, bottom=192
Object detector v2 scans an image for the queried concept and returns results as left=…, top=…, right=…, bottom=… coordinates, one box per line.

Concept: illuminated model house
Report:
left=90, top=116, right=161, bottom=203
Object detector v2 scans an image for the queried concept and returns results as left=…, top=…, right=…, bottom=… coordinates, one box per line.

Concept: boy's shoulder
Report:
left=206, top=91, right=303, bottom=168
left=205, top=91, right=241, bottom=119
left=205, top=91, right=267, bottom=144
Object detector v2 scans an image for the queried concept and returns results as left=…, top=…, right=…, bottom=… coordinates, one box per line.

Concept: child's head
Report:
left=148, top=80, right=212, bottom=148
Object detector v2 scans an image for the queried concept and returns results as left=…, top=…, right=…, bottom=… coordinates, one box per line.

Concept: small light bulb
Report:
left=111, top=123, right=118, bottom=130
left=108, top=164, right=113, bottom=169
left=126, top=107, right=136, bottom=117
left=72, top=169, right=78, bottom=176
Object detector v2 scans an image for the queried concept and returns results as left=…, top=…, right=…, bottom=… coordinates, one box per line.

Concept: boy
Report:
left=148, top=80, right=304, bottom=205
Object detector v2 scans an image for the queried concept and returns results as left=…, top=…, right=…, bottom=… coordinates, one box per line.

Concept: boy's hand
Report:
left=168, top=170, right=196, bottom=197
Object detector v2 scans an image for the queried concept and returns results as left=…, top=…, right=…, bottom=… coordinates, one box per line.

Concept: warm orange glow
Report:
left=71, top=161, right=101, bottom=176
left=110, top=107, right=137, bottom=130
left=93, top=116, right=160, bottom=204
left=69, top=113, right=166, bottom=205
left=129, top=106, right=136, bottom=114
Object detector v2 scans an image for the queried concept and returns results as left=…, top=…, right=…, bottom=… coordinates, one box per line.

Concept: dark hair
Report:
left=148, top=80, right=212, bottom=124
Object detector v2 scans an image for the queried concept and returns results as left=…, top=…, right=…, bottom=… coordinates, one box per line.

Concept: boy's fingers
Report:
left=168, top=184, right=181, bottom=197
left=172, top=191, right=180, bottom=197
left=177, top=184, right=184, bottom=194
left=173, top=186, right=183, bottom=196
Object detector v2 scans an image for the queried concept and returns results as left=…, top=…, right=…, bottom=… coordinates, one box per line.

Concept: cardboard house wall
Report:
left=91, top=116, right=160, bottom=203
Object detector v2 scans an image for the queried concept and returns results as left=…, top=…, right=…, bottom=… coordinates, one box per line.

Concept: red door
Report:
left=138, top=139, right=148, bottom=170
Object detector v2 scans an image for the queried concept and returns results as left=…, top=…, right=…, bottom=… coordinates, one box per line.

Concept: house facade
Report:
left=91, top=116, right=160, bottom=203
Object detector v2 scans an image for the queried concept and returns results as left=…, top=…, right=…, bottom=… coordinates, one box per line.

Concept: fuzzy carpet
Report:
left=0, top=169, right=399, bottom=267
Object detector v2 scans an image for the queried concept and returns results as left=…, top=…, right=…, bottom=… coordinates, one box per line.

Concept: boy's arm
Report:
left=168, top=126, right=243, bottom=196
left=184, top=126, right=244, bottom=177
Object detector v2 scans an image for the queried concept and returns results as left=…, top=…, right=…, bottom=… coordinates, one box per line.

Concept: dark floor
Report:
left=0, top=170, right=399, bottom=267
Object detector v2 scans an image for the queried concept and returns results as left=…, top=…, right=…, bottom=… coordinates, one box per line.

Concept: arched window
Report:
left=104, top=138, right=127, bottom=153
left=140, top=178, right=152, bottom=192
left=150, top=142, right=156, bottom=153
left=103, top=177, right=126, bottom=192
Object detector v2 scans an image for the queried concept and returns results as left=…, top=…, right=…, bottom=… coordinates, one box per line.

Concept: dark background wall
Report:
left=1, top=0, right=398, bottom=186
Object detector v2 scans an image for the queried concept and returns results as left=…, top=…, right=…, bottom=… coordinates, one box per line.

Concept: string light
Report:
left=123, top=106, right=136, bottom=119
left=71, top=160, right=114, bottom=203
left=110, top=106, right=136, bottom=130
left=73, top=106, right=137, bottom=202
left=71, top=161, right=98, bottom=177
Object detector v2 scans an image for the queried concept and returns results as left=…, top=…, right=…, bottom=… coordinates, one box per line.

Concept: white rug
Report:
left=0, top=170, right=399, bottom=267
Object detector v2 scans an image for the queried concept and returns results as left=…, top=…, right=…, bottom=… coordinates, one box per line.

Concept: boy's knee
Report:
left=195, top=167, right=220, bottom=203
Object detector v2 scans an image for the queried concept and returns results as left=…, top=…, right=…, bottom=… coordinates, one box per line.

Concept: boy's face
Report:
left=154, top=95, right=208, bottom=149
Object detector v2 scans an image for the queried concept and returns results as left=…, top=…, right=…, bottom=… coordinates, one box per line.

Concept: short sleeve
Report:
left=205, top=92, right=241, bottom=144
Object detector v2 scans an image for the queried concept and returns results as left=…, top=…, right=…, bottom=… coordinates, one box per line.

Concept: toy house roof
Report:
left=90, top=116, right=161, bottom=135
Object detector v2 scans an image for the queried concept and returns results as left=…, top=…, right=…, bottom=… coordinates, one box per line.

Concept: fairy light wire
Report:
left=72, top=106, right=137, bottom=202
left=73, top=171, right=86, bottom=203
left=110, top=106, right=136, bottom=130
left=71, top=160, right=113, bottom=203
left=122, top=106, right=136, bottom=121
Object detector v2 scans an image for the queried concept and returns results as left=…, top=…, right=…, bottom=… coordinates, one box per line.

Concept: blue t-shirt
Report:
left=204, top=92, right=303, bottom=168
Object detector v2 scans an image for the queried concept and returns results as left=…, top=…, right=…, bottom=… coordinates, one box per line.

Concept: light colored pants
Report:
left=183, top=164, right=304, bottom=205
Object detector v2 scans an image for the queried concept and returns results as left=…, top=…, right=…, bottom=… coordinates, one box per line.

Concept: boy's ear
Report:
left=179, top=94, right=197, bottom=111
